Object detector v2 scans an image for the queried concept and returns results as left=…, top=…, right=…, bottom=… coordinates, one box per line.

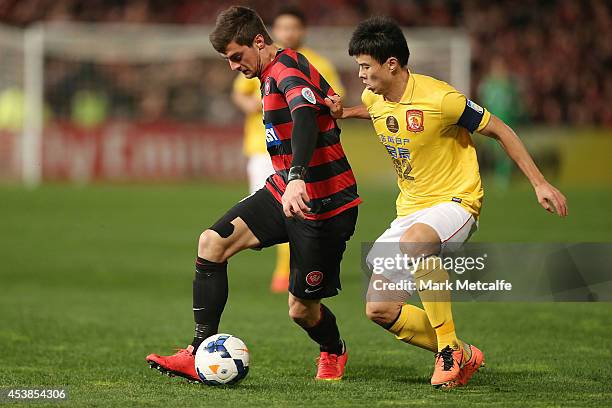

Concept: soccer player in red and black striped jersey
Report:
left=145, top=6, right=360, bottom=382
left=260, top=46, right=359, bottom=220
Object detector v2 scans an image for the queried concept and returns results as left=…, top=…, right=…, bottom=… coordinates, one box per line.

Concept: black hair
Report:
left=348, top=16, right=410, bottom=66
left=210, top=6, right=273, bottom=53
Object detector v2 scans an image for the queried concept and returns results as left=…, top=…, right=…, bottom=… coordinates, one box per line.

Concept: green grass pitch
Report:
left=0, top=183, right=611, bottom=407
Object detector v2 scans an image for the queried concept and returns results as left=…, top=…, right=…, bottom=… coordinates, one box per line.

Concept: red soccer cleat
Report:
left=315, top=347, right=348, bottom=381
left=146, top=345, right=200, bottom=382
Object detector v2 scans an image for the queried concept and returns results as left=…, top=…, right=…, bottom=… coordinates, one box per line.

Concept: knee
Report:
left=399, top=239, right=440, bottom=259
left=399, top=224, right=441, bottom=258
left=288, top=300, right=319, bottom=327
left=198, top=229, right=228, bottom=262
left=365, top=302, right=400, bottom=327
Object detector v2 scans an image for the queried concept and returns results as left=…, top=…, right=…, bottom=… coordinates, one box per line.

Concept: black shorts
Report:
left=210, top=188, right=358, bottom=299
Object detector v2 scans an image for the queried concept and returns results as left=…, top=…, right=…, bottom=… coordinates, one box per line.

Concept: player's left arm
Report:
left=282, top=106, right=318, bottom=219
left=479, top=115, right=568, bottom=217
left=277, top=69, right=323, bottom=219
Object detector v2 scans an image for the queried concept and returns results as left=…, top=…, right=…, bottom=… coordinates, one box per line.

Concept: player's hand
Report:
left=282, top=180, right=311, bottom=219
left=534, top=182, right=568, bottom=217
left=324, top=94, right=343, bottom=119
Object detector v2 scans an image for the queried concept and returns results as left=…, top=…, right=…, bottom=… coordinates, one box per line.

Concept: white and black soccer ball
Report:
left=194, top=334, right=250, bottom=386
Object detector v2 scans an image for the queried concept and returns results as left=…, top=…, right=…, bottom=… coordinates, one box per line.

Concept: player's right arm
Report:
left=231, top=75, right=262, bottom=114
left=324, top=95, right=370, bottom=120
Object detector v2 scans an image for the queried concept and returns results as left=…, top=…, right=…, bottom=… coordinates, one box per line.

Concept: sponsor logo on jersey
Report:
left=301, top=87, right=317, bottom=104
left=406, top=110, right=424, bottom=132
left=265, top=123, right=281, bottom=147
left=264, top=78, right=271, bottom=95
left=467, top=99, right=484, bottom=114
left=305, top=271, right=323, bottom=286
left=304, top=287, right=323, bottom=294
left=386, top=116, right=399, bottom=133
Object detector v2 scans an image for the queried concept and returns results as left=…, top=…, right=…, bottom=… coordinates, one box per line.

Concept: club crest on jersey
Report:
left=306, top=271, right=323, bottom=286
left=386, top=116, right=399, bottom=133
left=265, top=123, right=281, bottom=147
left=301, top=87, right=317, bottom=104
left=264, top=78, right=271, bottom=95
left=406, top=110, right=424, bottom=132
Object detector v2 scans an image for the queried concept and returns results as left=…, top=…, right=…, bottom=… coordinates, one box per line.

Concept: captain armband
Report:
left=457, top=99, right=486, bottom=133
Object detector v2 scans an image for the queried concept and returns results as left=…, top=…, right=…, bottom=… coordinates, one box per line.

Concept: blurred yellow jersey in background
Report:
left=361, top=73, right=491, bottom=218
left=233, top=46, right=345, bottom=156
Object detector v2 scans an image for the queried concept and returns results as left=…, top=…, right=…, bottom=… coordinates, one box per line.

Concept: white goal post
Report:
left=0, top=22, right=470, bottom=187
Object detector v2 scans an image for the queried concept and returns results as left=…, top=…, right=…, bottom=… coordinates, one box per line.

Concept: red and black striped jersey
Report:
left=259, top=49, right=361, bottom=221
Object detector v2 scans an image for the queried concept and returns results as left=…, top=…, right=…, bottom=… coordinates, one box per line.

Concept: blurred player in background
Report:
left=325, top=16, right=568, bottom=388
left=147, top=6, right=359, bottom=382
left=232, top=6, right=345, bottom=293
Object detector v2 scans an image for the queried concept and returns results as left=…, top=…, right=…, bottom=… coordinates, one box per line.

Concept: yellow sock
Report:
left=388, top=304, right=437, bottom=353
left=459, top=340, right=471, bottom=363
left=273, top=243, right=290, bottom=278
left=435, top=320, right=460, bottom=351
left=413, top=257, right=460, bottom=351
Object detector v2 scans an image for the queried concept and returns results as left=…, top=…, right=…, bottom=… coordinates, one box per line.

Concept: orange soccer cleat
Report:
left=315, top=347, right=348, bottom=381
left=456, top=344, right=485, bottom=386
left=431, top=345, right=463, bottom=388
left=146, top=345, right=200, bottom=382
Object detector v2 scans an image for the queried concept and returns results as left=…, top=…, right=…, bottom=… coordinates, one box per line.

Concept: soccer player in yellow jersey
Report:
left=325, top=17, right=568, bottom=388
left=232, top=6, right=345, bottom=293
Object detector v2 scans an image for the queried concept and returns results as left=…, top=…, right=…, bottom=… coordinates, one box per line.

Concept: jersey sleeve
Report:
left=316, top=58, right=345, bottom=97
left=441, top=91, right=491, bottom=133
left=360, top=88, right=378, bottom=116
left=360, top=88, right=373, bottom=106
left=276, top=66, right=322, bottom=113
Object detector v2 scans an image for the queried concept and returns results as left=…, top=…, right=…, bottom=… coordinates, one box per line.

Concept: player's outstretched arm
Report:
left=324, top=95, right=370, bottom=120
left=479, top=115, right=568, bottom=217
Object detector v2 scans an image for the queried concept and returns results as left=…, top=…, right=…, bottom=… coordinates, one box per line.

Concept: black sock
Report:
left=191, top=257, right=228, bottom=352
left=302, top=304, right=344, bottom=355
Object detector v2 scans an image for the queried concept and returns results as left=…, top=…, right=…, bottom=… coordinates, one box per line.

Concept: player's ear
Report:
left=387, top=57, right=399, bottom=73
left=253, top=34, right=265, bottom=50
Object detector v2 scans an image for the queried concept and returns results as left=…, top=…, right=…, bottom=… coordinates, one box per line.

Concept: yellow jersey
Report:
left=233, top=46, right=345, bottom=156
left=361, top=72, right=491, bottom=218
